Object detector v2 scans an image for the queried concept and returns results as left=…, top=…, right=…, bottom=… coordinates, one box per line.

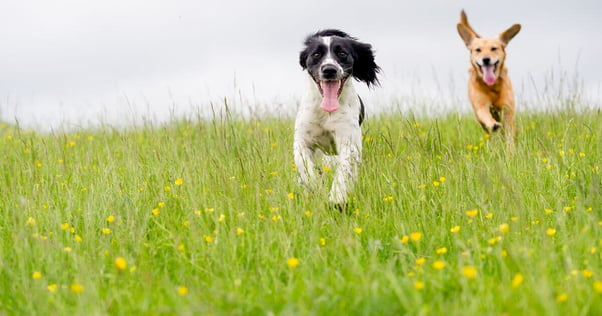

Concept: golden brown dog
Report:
left=457, top=10, right=521, bottom=147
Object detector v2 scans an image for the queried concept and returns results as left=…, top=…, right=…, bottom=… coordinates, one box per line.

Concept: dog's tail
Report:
left=460, top=10, right=481, bottom=38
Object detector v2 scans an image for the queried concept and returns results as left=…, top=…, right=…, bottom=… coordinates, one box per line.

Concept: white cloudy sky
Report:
left=0, top=0, right=600, bottom=130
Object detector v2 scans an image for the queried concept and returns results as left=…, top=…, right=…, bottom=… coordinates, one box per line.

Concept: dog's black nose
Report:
left=321, top=65, right=338, bottom=79
left=482, top=57, right=491, bottom=66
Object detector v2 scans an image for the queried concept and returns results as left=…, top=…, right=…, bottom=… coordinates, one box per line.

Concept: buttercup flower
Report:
left=115, top=257, right=127, bottom=271
left=410, top=232, right=422, bottom=241
left=432, top=261, right=446, bottom=270
left=462, top=266, right=478, bottom=279
left=511, top=273, right=524, bottom=288
left=177, top=286, right=188, bottom=296
left=287, top=257, right=300, bottom=268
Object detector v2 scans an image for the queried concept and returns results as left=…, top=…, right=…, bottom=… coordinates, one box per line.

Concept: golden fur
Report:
left=457, top=10, right=521, bottom=147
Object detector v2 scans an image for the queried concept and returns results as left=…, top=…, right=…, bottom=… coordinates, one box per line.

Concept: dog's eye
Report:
left=337, top=51, right=348, bottom=58
left=312, top=52, right=322, bottom=58
left=475, top=48, right=482, bottom=53
left=491, top=47, right=498, bottom=51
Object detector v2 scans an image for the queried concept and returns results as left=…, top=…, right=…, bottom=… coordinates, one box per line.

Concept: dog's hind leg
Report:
left=502, top=104, right=516, bottom=152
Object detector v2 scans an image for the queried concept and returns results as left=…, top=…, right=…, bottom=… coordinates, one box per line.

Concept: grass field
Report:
left=0, top=106, right=601, bottom=315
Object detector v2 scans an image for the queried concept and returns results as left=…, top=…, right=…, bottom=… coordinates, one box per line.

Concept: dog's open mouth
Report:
left=315, top=77, right=347, bottom=112
left=479, top=61, right=499, bottom=86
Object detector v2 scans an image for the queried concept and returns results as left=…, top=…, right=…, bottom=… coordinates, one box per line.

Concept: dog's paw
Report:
left=492, top=122, right=502, bottom=132
left=332, top=203, right=349, bottom=213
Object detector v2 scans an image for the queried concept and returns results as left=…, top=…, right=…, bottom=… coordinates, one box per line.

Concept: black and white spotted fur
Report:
left=294, top=29, right=380, bottom=206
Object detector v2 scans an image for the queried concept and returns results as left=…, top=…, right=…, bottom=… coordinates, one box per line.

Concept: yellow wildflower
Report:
left=174, top=178, right=183, bottom=186
left=413, top=281, right=425, bottom=290
left=450, top=226, right=461, bottom=233
left=114, top=257, right=127, bottom=271
left=432, top=261, right=446, bottom=270
left=410, top=232, right=422, bottom=241
left=415, top=257, right=426, bottom=265
left=499, top=223, right=510, bottom=234
left=177, top=286, right=188, bottom=296
left=32, top=271, right=42, bottom=279
left=436, top=247, right=447, bottom=254
left=465, top=209, right=478, bottom=217
left=546, top=228, right=557, bottom=236
left=102, top=228, right=111, bottom=235
left=70, top=283, right=84, bottom=294
left=400, top=236, right=409, bottom=244
left=354, top=227, right=363, bottom=235
left=47, top=284, right=58, bottom=293
left=556, top=293, right=568, bottom=302
left=511, top=273, right=524, bottom=288
left=287, top=257, right=300, bottom=268
left=582, top=270, right=594, bottom=278
left=106, top=215, right=115, bottom=223
left=462, top=266, right=478, bottom=279
left=594, top=281, right=602, bottom=293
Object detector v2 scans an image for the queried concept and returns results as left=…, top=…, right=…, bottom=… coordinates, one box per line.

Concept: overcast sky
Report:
left=1, top=0, right=600, bottom=130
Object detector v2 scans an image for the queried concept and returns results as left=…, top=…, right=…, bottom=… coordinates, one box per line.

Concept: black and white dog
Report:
left=295, top=29, right=380, bottom=206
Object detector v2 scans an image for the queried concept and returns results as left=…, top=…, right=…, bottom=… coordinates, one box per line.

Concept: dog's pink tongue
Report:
left=320, top=80, right=341, bottom=112
left=483, top=65, right=497, bottom=86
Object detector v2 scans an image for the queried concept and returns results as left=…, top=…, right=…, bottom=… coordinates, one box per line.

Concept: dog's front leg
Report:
left=329, top=130, right=362, bottom=205
left=475, top=105, right=502, bottom=132
left=293, top=140, right=317, bottom=186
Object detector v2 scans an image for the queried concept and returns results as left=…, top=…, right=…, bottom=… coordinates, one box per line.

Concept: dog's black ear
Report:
left=352, top=41, right=380, bottom=87
left=299, top=48, right=308, bottom=69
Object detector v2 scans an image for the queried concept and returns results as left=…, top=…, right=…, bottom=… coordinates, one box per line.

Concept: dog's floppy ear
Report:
left=299, top=48, right=308, bottom=69
left=499, top=24, right=521, bottom=46
left=352, top=41, right=381, bottom=87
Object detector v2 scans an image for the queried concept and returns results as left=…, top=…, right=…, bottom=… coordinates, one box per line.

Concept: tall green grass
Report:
left=0, top=107, right=600, bottom=314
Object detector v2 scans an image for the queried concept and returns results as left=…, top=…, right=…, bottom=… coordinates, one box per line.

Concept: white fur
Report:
left=294, top=74, right=362, bottom=204
left=320, top=37, right=344, bottom=75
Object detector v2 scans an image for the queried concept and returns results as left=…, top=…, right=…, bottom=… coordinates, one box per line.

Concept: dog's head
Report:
left=299, top=29, right=380, bottom=112
left=457, top=10, right=521, bottom=86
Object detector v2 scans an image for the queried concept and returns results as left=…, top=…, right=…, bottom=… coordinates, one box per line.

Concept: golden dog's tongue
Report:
left=320, top=80, right=341, bottom=112
left=483, top=65, right=497, bottom=86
